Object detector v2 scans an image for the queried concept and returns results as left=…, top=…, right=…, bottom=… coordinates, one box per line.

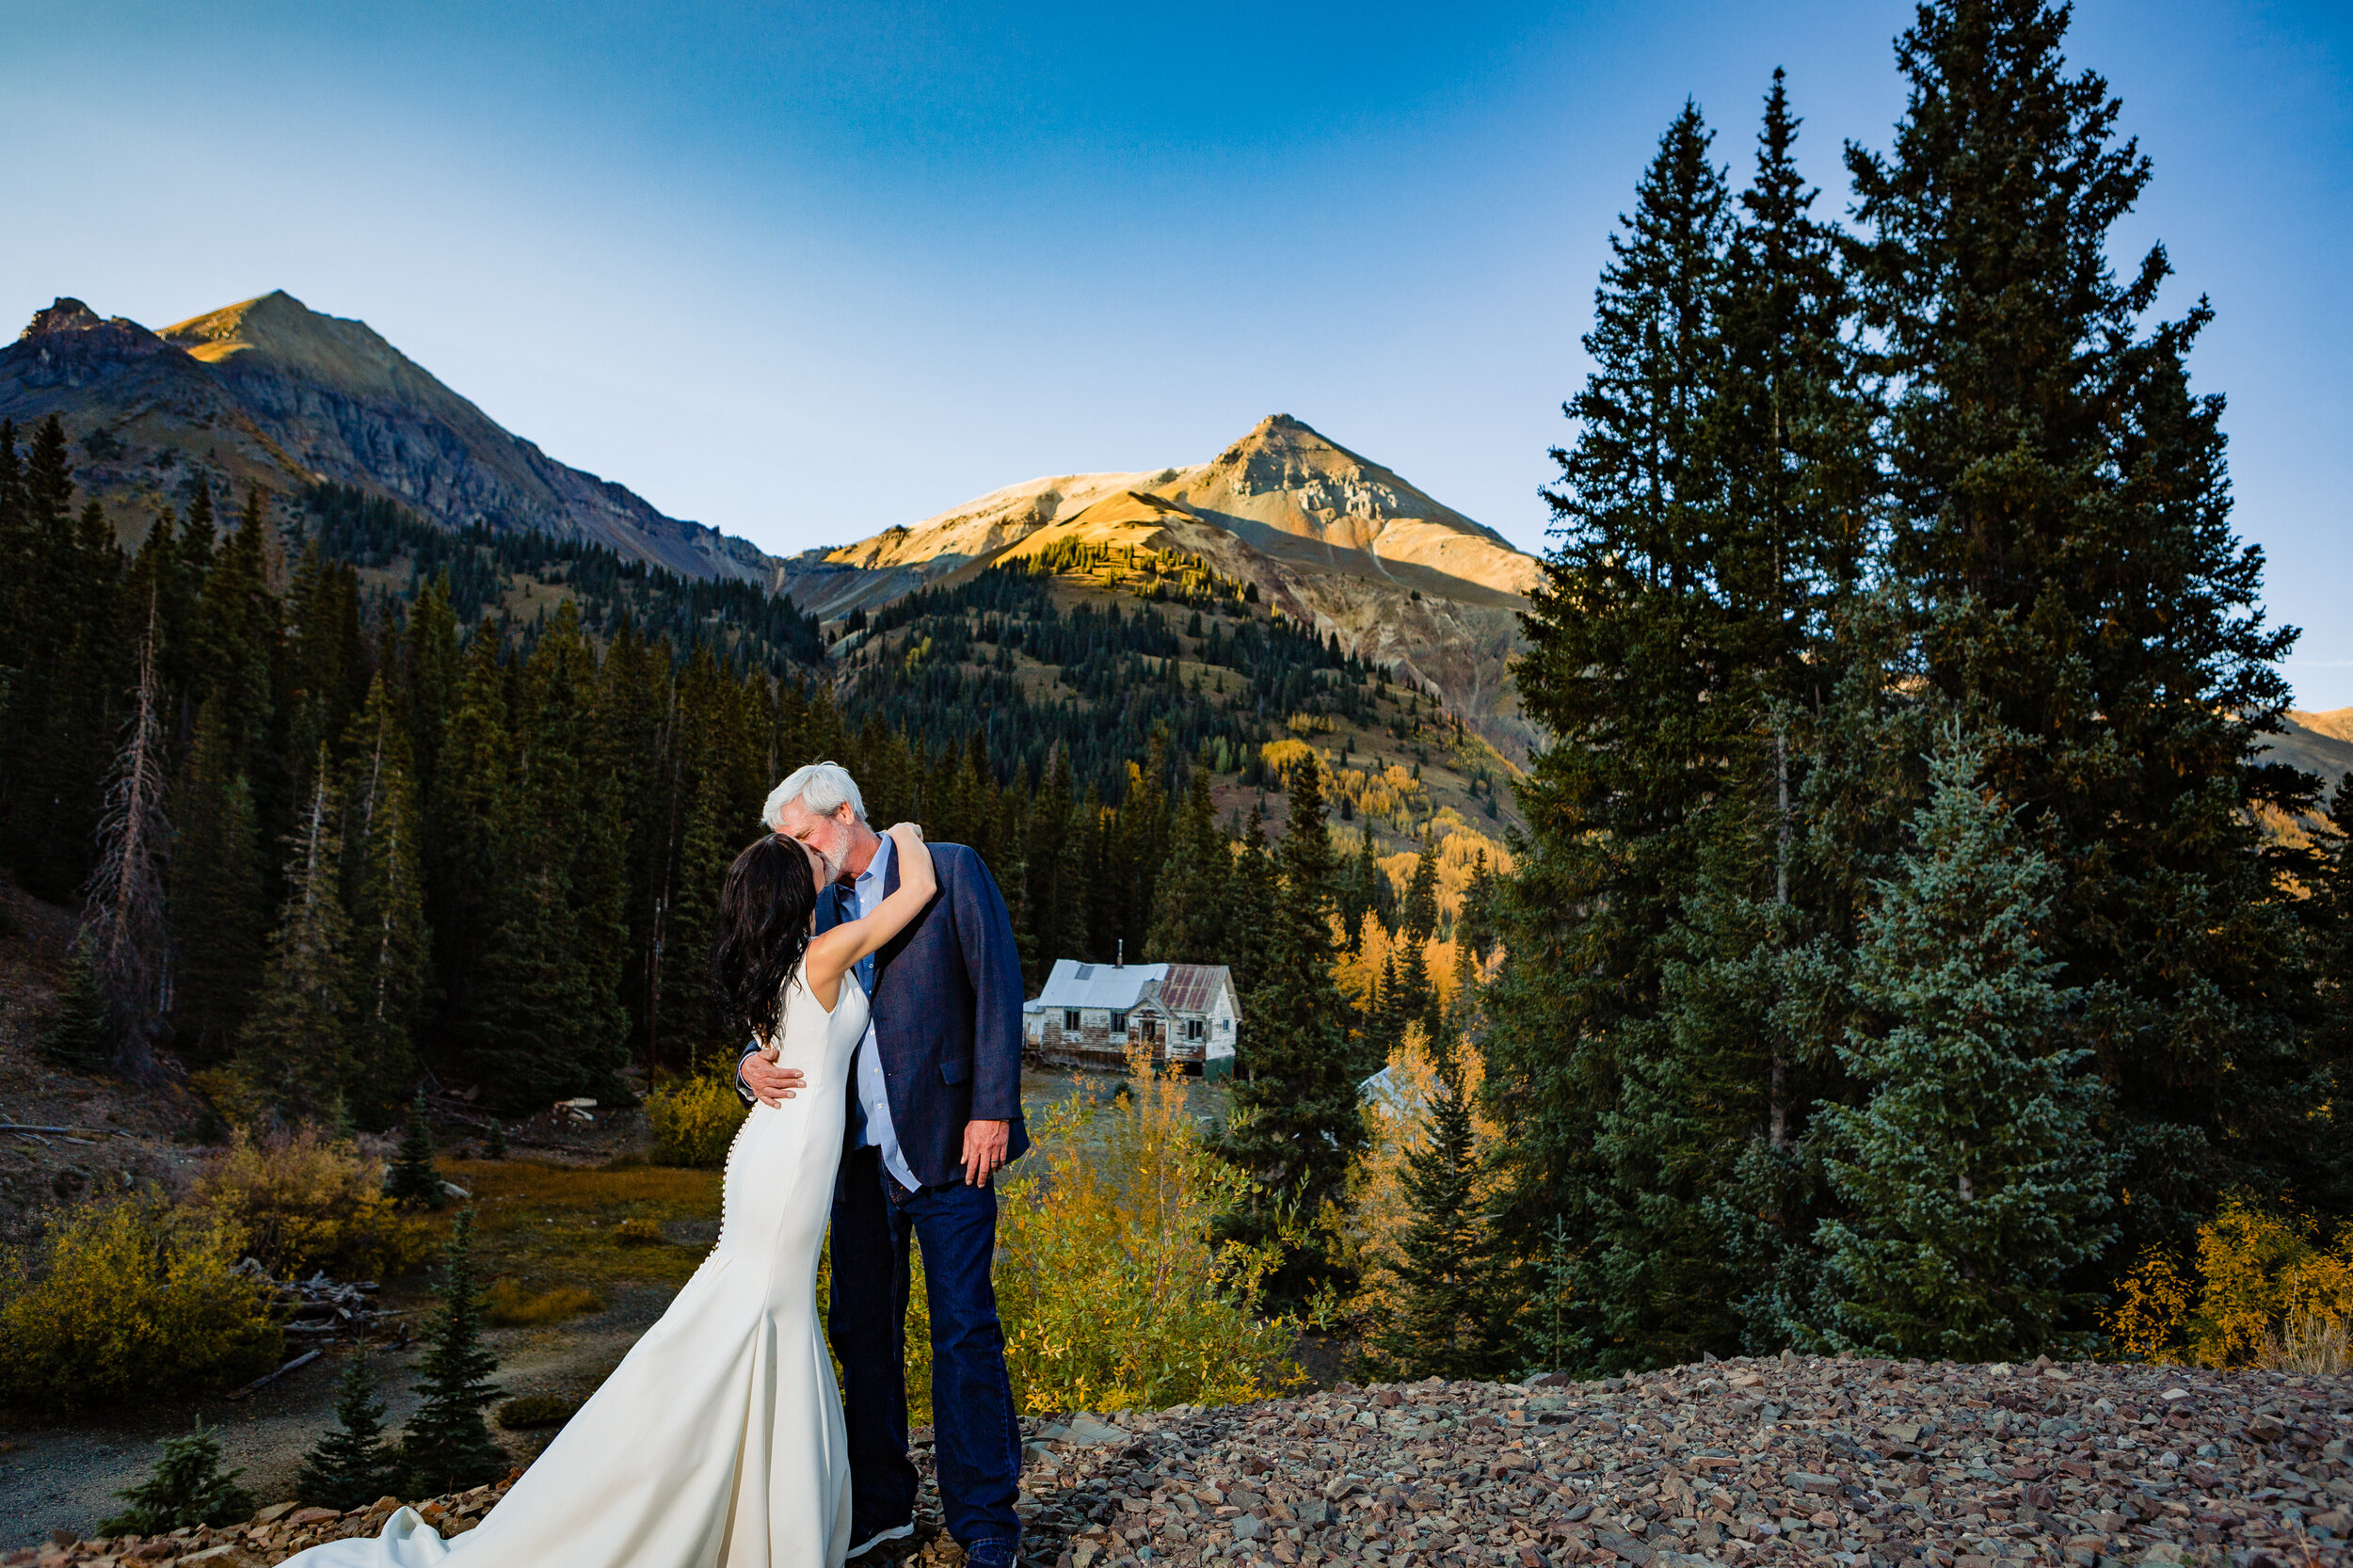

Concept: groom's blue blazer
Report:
left=737, top=841, right=1030, bottom=1188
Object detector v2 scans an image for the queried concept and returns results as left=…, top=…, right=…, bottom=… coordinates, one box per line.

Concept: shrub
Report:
left=615, top=1217, right=664, bottom=1245
left=987, top=1045, right=1300, bottom=1416
left=0, top=1192, right=280, bottom=1412
left=496, top=1394, right=579, bottom=1429
left=101, top=1419, right=252, bottom=1533
left=2103, top=1196, right=2353, bottom=1367
left=647, top=1070, right=746, bottom=1168
left=483, top=1279, right=603, bottom=1326
left=193, top=1125, right=436, bottom=1280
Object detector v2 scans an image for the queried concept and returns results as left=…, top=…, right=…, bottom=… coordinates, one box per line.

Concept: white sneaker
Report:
left=846, top=1523, right=915, bottom=1560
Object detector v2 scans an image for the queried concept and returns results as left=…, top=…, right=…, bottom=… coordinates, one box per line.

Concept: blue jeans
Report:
left=828, top=1145, right=1022, bottom=1550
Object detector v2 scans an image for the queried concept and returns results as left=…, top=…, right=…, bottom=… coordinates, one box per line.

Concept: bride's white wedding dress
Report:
left=282, top=961, right=866, bottom=1568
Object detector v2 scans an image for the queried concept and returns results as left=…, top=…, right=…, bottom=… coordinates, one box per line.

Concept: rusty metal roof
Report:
left=1155, top=965, right=1230, bottom=1016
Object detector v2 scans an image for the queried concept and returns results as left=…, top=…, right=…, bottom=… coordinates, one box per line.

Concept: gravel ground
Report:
left=17, top=1356, right=2345, bottom=1568
left=1007, top=1356, right=2348, bottom=1568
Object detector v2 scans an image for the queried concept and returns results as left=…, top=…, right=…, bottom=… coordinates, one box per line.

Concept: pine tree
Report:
left=39, top=941, right=111, bottom=1073
left=170, top=696, right=268, bottom=1062
left=401, top=1208, right=504, bottom=1496
left=101, top=1419, right=253, bottom=1534
left=341, top=680, right=428, bottom=1123
left=387, top=1089, right=446, bottom=1209
left=1367, top=1042, right=1497, bottom=1380
left=1223, top=805, right=1274, bottom=999
left=1481, top=101, right=1742, bottom=1371
left=1145, top=767, right=1231, bottom=967
left=1811, top=732, right=2119, bottom=1360
left=1402, top=835, right=1441, bottom=944
left=1214, top=755, right=1362, bottom=1300
left=79, top=617, right=173, bottom=1079
left=297, top=1349, right=401, bottom=1512
left=1848, top=0, right=2321, bottom=1234
left=234, top=760, right=354, bottom=1121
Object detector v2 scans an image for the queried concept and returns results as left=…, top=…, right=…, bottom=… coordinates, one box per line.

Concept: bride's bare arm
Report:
left=803, top=824, right=937, bottom=1007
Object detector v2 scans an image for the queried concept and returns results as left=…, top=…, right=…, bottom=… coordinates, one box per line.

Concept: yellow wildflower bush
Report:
left=2103, top=1197, right=2353, bottom=1368
left=0, top=1191, right=281, bottom=1412
left=987, top=1046, right=1301, bottom=1416
left=193, top=1124, right=436, bottom=1279
left=648, top=1068, right=749, bottom=1168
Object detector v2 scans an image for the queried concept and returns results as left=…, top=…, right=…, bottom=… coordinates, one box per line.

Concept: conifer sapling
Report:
left=401, top=1208, right=505, bottom=1496
left=102, top=1419, right=253, bottom=1534
left=298, top=1347, right=400, bottom=1512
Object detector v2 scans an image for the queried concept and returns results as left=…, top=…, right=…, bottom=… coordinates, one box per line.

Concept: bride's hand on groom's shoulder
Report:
left=884, top=821, right=924, bottom=843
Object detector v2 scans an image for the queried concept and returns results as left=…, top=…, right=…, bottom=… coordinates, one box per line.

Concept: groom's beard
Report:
left=813, top=839, right=849, bottom=884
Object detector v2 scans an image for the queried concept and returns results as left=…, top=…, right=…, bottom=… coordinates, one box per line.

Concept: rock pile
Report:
left=1005, top=1357, right=2347, bottom=1568
left=11, top=1481, right=514, bottom=1568
left=14, top=1358, right=2345, bottom=1568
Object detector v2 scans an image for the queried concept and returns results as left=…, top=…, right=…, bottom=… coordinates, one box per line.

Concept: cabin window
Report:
left=1064, top=1010, right=1082, bottom=1032
left=1186, top=1018, right=1205, bottom=1041
left=1111, top=1011, right=1128, bottom=1032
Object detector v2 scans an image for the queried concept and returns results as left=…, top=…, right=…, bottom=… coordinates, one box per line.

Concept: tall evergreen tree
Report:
left=1366, top=1042, right=1499, bottom=1380
left=1847, top=0, right=2323, bottom=1234
left=1145, top=767, right=1231, bottom=967
left=1401, top=835, right=1441, bottom=944
left=1481, top=101, right=1744, bottom=1371
left=235, top=758, right=354, bottom=1121
left=79, top=618, right=173, bottom=1078
left=341, top=679, right=428, bottom=1121
left=170, top=696, right=268, bottom=1061
left=1812, top=733, right=2118, bottom=1359
left=1214, top=756, right=1361, bottom=1299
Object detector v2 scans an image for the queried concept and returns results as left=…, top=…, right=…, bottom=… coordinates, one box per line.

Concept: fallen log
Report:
left=225, top=1349, right=322, bottom=1400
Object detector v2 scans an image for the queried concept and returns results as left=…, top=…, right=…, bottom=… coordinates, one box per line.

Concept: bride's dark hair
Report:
left=711, top=835, right=821, bottom=1046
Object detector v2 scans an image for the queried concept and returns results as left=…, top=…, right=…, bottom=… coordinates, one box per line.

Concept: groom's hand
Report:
left=740, top=1047, right=807, bottom=1108
left=960, top=1119, right=1010, bottom=1187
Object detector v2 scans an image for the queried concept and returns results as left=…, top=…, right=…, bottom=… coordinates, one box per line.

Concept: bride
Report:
left=280, top=822, right=938, bottom=1568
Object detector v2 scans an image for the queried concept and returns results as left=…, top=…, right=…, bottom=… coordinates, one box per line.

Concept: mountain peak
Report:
left=162, top=292, right=440, bottom=409
left=19, top=297, right=107, bottom=341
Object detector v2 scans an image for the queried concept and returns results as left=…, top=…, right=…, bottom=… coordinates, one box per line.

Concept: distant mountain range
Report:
left=1, top=293, right=1547, bottom=754
left=0, top=292, right=777, bottom=583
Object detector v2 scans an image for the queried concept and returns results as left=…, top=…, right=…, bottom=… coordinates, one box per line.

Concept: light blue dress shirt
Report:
left=845, top=832, right=920, bottom=1192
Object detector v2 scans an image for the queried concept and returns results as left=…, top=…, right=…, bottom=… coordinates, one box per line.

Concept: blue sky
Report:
left=4, top=1, right=2347, bottom=704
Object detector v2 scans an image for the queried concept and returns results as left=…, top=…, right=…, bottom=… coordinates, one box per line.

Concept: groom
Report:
left=736, top=761, right=1030, bottom=1568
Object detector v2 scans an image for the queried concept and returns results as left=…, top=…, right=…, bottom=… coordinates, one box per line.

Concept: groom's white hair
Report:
left=764, top=761, right=866, bottom=830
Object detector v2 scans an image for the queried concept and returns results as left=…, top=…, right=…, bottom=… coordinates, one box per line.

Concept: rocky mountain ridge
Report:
left=0, top=293, right=778, bottom=584
left=783, top=414, right=1545, bottom=757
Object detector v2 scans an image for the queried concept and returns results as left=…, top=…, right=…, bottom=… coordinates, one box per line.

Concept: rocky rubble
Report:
left=10, top=1480, right=517, bottom=1568
left=15, top=1358, right=2346, bottom=1568
left=1006, top=1357, right=2347, bottom=1568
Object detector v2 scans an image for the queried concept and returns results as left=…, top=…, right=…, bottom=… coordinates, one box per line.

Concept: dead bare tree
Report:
left=79, top=613, right=172, bottom=1080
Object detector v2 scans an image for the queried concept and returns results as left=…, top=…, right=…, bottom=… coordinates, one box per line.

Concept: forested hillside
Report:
left=0, top=426, right=1510, bottom=1132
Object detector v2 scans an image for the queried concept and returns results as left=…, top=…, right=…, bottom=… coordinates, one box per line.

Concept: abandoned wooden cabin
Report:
left=1022, top=956, right=1241, bottom=1078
